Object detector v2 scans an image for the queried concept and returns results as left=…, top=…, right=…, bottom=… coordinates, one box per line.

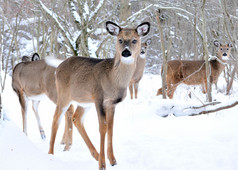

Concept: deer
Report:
left=21, top=53, right=40, bottom=62
left=48, top=21, right=150, bottom=170
left=129, top=38, right=151, bottom=99
left=156, top=40, right=232, bottom=99
left=12, top=53, right=74, bottom=151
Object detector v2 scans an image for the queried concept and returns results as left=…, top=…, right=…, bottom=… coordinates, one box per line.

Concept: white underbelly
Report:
left=28, top=93, right=49, bottom=101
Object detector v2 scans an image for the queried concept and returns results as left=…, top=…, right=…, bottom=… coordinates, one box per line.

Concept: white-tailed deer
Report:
left=21, top=53, right=40, bottom=62
left=48, top=21, right=150, bottom=170
left=129, top=38, right=151, bottom=99
left=156, top=40, right=232, bottom=99
left=12, top=53, right=74, bottom=150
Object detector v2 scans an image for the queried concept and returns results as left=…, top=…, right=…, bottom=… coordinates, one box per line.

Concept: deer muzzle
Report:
left=122, top=48, right=132, bottom=58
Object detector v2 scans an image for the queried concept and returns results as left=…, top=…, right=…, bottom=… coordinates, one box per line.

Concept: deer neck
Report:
left=111, top=53, right=137, bottom=88
left=211, top=54, right=226, bottom=75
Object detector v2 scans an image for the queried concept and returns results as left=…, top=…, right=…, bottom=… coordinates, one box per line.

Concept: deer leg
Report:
left=32, top=100, right=46, bottom=140
left=129, top=81, right=134, bottom=99
left=72, top=106, right=99, bottom=161
left=204, top=80, right=208, bottom=94
left=95, top=101, right=107, bottom=170
left=167, top=83, right=177, bottom=99
left=18, top=90, right=28, bottom=136
left=167, top=83, right=172, bottom=99
left=106, top=106, right=117, bottom=166
left=156, top=88, right=163, bottom=96
left=60, top=114, right=68, bottom=144
left=202, top=84, right=206, bottom=94
left=134, top=82, right=139, bottom=99
left=48, top=103, right=70, bottom=155
left=61, top=104, right=74, bottom=151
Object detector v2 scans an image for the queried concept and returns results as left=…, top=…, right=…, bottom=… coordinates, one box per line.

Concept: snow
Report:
left=88, top=0, right=105, bottom=22
left=69, top=0, right=81, bottom=23
left=177, top=13, right=189, bottom=20
left=39, top=0, right=75, bottom=51
left=1, top=73, right=238, bottom=170
left=124, top=4, right=153, bottom=24
left=83, top=2, right=90, bottom=20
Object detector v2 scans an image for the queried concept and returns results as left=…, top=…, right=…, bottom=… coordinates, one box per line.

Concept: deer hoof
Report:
left=99, top=163, right=106, bottom=170
left=40, top=130, right=46, bottom=140
left=63, top=144, right=72, bottom=151
left=92, top=151, right=99, bottom=161
left=111, top=160, right=117, bottom=166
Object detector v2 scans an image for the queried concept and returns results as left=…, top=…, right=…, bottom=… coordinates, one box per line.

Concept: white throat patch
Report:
left=121, top=56, right=135, bottom=65
left=222, top=56, right=229, bottom=61
left=139, top=54, right=146, bottom=59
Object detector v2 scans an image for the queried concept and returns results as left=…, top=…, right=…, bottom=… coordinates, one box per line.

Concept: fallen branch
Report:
left=186, top=101, right=221, bottom=110
left=156, top=98, right=238, bottom=117
left=188, top=100, right=238, bottom=116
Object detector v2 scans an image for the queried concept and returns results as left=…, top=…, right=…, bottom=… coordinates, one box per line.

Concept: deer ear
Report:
left=228, top=43, right=233, bottom=48
left=22, top=56, right=30, bottom=62
left=214, top=40, right=220, bottom=47
left=32, top=53, right=40, bottom=61
left=136, top=22, right=150, bottom=36
left=106, top=21, right=121, bottom=36
left=146, top=39, right=152, bottom=46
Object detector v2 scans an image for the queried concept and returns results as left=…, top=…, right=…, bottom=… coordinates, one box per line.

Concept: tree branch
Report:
left=32, top=0, right=77, bottom=55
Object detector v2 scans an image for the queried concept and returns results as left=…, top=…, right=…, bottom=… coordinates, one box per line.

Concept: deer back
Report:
left=12, top=60, right=57, bottom=103
left=167, top=60, right=206, bottom=85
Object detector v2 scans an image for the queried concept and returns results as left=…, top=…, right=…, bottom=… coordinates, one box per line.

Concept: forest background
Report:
left=0, top=0, right=238, bottom=117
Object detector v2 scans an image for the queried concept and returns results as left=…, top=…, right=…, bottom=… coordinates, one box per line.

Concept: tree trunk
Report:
left=119, top=0, right=131, bottom=22
left=156, top=10, right=167, bottom=99
left=81, top=26, right=90, bottom=57
left=193, top=5, right=198, bottom=60
left=201, top=0, right=212, bottom=102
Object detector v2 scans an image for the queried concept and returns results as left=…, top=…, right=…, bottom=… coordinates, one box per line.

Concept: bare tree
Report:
left=29, top=0, right=107, bottom=57
left=156, top=10, right=167, bottom=99
left=201, top=0, right=212, bottom=102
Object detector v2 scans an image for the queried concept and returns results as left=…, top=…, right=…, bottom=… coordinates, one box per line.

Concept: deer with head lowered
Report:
left=21, top=53, right=40, bottom=62
left=12, top=53, right=74, bottom=150
left=129, top=38, right=151, bottom=99
left=48, top=21, right=150, bottom=170
left=156, top=40, right=232, bottom=99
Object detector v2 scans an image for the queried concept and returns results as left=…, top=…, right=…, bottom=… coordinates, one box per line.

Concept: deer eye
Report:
left=220, top=48, right=223, bottom=50
left=227, top=48, right=229, bottom=50
left=132, top=40, right=137, bottom=44
left=119, top=39, right=123, bottom=44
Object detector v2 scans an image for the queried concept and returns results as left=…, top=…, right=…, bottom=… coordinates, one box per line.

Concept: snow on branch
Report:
left=154, top=4, right=203, bottom=40
left=88, top=0, right=105, bottom=23
left=184, top=99, right=238, bottom=116
left=155, top=98, right=238, bottom=117
left=177, top=13, right=189, bottom=20
left=69, top=0, right=81, bottom=24
left=123, top=4, right=153, bottom=24
left=39, top=1, right=64, bottom=31
left=83, top=2, right=89, bottom=20
left=38, top=0, right=76, bottom=51
left=154, top=4, right=195, bottom=18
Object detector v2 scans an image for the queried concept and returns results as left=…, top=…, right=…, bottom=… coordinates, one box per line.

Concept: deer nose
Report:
left=141, top=51, right=145, bottom=54
left=122, top=49, right=131, bottom=57
left=223, top=53, right=227, bottom=56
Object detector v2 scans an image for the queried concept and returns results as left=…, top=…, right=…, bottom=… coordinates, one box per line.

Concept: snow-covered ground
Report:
left=1, top=73, right=238, bottom=170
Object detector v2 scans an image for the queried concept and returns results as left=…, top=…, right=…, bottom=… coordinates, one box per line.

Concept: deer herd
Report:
left=11, top=21, right=232, bottom=170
